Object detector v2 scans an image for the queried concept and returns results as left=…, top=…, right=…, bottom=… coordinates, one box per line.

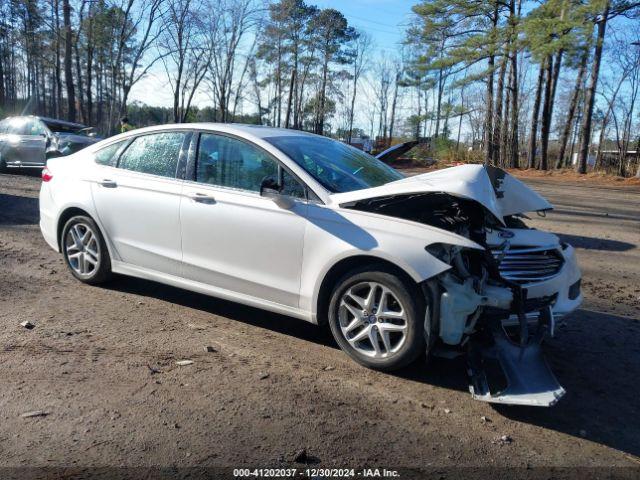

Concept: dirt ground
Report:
left=1, top=170, right=639, bottom=476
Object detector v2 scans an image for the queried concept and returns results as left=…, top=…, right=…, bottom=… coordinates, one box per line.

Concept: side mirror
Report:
left=259, top=176, right=281, bottom=197
left=259, top=176, right=294, bottom=209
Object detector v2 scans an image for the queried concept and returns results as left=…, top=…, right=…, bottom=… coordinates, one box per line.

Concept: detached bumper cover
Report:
left=466, top=245, right=581, bottom=407
left=468, top=314, right=565, bottom=407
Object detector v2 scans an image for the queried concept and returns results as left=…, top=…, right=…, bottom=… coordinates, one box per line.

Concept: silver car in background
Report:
left=0, top=115, right=100, bottom=172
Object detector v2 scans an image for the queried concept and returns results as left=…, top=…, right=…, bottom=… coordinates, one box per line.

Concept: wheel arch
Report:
left=56, top=207, right=109, bottom=258
left=314, top=254, right=422, bottom=326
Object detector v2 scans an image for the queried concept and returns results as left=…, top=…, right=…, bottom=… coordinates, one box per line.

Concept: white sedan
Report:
left=39, top=124, right=582, bottom=406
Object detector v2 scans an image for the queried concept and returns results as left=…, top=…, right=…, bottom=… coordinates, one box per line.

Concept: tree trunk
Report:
left=74, top=35, right=85, bottom=124
left=54, top=0, right=62, bottom=118
left=388, top=74, right=399, bottom=143
left=557, top=50, right=588, bottom=168
left=434, top=68, right=444, bottom=138
left=484, top=68, right=494, bottom=164
left=635, top=134, right=640, bottom=177
left=284, top=68, right=295, bottom=128
left=508, top=26, right=519, bottom=168
left=63, top=0, right=76, bottom=121
left=577, top=2, right=610, bottom=174
left=539, top=56, right=553, bottom=170
left=493, top=55, right=507, bottom=165
left=316, top=56, right=329, bottom=135
left=347, top=70, right=358, bottom=143
left=484, top=5, right=499, bottom=165
left=527, top=62, right=545, bottom=169
left=501, top=64, right=511, bottom=167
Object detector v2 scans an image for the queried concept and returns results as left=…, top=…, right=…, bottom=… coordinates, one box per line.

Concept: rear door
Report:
left=90, top=131, right=190, bottom=276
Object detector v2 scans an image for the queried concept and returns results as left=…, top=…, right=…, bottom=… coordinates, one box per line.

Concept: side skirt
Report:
left=111, top=260, right=315, bottom=324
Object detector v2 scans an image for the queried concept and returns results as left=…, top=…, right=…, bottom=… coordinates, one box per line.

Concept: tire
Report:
left=328, top=266, right=426, bottom=371
left=61, top=215, right=112, bottom=284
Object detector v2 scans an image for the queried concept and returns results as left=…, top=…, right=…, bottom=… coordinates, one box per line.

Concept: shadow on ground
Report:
left=0, top=169, right=42, bottom=178
left=104, top=274, right=640, bottom=458
left=103, top=275, right=337, bottom=348
left=495, top=309, right=640, bottom=457
left=556, top=233, right=636, bottom=252
left=0, top=193, right=39, bottom=225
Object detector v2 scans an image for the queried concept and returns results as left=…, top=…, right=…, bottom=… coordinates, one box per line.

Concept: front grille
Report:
left=491, top=245, right=564, bottom=284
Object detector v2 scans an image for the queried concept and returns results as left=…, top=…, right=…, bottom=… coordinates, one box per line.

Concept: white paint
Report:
left=40, top=124, right=581, bottom=340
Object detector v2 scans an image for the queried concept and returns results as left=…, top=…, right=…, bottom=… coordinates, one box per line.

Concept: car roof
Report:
left=3, top=115, right=88, bottom=129
left=222, top=124, right=320, bottom=139
left=111, top=122, right=322, bottom=140
left=38, top=116, right=88, bottom=129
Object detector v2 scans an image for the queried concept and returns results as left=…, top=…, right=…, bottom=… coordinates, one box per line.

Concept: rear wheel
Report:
left=61, top=215, right=112, bottom=284
left=328, top=267, right=426, bottom=371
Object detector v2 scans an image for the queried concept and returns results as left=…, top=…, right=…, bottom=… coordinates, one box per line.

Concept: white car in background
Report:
left=39, top=124, right=582, bottom=406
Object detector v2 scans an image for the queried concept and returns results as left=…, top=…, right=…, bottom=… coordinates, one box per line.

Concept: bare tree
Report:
left=206, top=0, right=260, bottom=123
left=62, top=0, right=75, bottom=121
left=346, top=31, right=371, bottom=143
left=556, top=49, right=589, bottom=168
left=159, top=0, right=211, bottom=123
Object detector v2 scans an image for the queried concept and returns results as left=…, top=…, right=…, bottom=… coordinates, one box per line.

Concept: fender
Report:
left=299, top=203, right=484, bottom=317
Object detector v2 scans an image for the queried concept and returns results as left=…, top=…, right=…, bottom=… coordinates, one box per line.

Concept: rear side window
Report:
left=118, top=132, right=186, bottom=178
left=94, top=140, right=127, bottom=166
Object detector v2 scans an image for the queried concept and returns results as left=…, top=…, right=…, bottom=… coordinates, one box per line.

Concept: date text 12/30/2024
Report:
left=233, top=468, right=400, bottom=478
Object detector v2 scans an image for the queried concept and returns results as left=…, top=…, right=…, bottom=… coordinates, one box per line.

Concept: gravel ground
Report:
left=0, top=170, right=639, bottom=476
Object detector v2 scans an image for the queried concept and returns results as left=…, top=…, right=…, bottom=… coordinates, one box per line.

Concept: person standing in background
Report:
left=119, top=116, right=135, bottom=133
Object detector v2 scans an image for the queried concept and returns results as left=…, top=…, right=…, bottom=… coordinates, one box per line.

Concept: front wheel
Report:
left=61, top=215, right=112, bottom=284
left=328, top=267, right=426, bottom=371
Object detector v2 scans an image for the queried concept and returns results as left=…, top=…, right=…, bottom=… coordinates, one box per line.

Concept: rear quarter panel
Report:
left=40, top=154, right=103, bottom=252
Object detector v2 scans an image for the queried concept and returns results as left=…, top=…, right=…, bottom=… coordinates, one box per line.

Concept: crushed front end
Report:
left=341, top=165, right=582, bottom=406
left=426, top=221, right=582, bottom=407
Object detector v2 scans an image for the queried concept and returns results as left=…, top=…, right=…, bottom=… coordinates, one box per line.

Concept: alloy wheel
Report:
left=65, top=223, right=100, bottom=276
left=338, top=281, right=408, bottom=358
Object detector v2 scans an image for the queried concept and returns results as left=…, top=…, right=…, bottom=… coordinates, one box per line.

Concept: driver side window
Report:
left=196, top=133, right=304, bottom=198
left=196, top=133, right=277, bottom=192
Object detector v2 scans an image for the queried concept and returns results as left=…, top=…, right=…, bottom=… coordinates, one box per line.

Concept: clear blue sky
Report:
left=131, top=1, right=416, bottom=108
left=313, top=0, right=414, bottom=53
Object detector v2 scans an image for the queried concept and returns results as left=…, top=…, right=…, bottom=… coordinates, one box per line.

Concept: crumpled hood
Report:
left=331, top=164, right=552, bottom=222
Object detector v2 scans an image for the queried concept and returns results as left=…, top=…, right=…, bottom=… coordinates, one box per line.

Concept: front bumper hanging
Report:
left=467, top=307, right=565, bottom=407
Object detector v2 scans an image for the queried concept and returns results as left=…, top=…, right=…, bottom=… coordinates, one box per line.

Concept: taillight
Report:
left=42, top=167, right=53, bottom=182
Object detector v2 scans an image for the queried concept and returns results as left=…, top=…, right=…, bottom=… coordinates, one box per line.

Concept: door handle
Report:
left=189, top=192, right=216, bottom=204
left=99, top=179, right=117, bottom=188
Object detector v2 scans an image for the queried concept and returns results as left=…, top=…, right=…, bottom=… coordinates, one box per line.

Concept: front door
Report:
left=180, top=132, right=308, bottom=308
left=91, top=131, right=189, bottom=276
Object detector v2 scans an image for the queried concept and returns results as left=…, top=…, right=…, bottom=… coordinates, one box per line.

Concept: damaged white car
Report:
left=39, top=125, right=582, bottom=406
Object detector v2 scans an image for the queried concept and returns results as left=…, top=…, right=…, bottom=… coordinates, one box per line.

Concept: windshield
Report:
left=44, top=121, right=91, bottom=136
left=265, top=135, right=404, bottom=193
